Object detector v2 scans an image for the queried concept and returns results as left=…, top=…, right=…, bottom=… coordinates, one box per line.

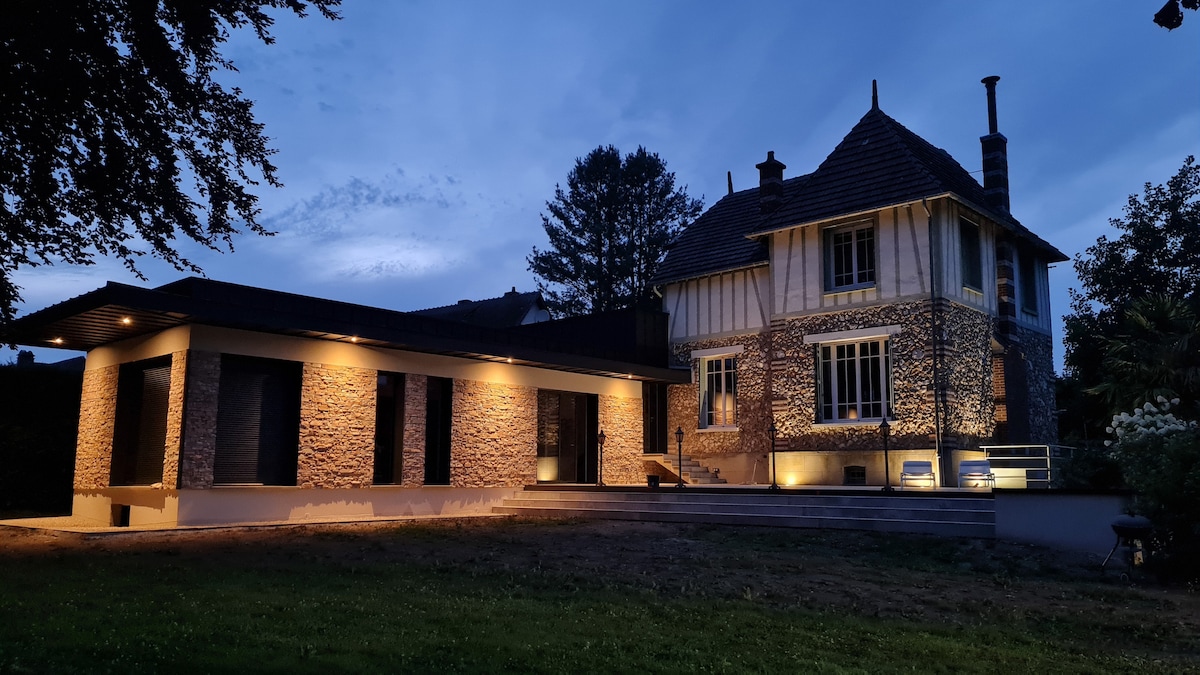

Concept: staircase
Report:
left=649, top=452, right=727, bottom=484
left=494, top=488, right=996, bottom=538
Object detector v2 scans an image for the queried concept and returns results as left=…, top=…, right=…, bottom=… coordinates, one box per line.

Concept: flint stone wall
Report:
left=666, top=332, right=770, bottom=458
left=179, top=350, right=220, bottom=489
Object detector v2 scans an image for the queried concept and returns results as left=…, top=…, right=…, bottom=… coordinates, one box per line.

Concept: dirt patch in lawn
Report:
left=2, top=516, right=1198, bottom=654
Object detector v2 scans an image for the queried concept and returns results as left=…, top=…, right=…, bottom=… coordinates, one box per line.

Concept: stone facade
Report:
left=598, top=394, right=644, bottom=484
left=667, top=299, right=998, bottom=464
left=161, top=351, right=188, bottom=489
left=401, top=373, right=428, bottom=487
left=297, top=363, right=376, bottom=489
left=1017, top=326, right=1057, bottom=445
left=666, top=332, right=771, bottom=458
left=450, top=379, right=537, bottom=488
left=74, top=365, right=119, bottom=490
left=179, top=350, right=220, bottom=489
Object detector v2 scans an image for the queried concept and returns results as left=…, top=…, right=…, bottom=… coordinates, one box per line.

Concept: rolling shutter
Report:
left=214, top=356, right=301, bottom=485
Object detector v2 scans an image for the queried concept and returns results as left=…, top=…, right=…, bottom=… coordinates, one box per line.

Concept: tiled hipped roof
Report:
left=653, top=106, right=1067, bottom=286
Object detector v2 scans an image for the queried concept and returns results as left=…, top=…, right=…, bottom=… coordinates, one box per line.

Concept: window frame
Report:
left=696, top=352, right=739, bottom=430
left=1018, top=250, right=1039, bottom=316
left=824, top=221, right=877, bottom=293
left=816, top=336, right=894, bottom=424
left=959, top=217, right=983, bottom=292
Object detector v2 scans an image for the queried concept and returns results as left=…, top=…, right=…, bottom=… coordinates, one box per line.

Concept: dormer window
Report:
left=825, top=222, right=875, bottom=292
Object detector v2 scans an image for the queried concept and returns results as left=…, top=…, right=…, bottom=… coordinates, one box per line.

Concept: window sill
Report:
left=824, top=284, right=876, bottom=296
left=815, top=419, right=890, bottom=428
left=963, top=286, right=984, bottom=297
left=697, top=426, right=739, bottom=433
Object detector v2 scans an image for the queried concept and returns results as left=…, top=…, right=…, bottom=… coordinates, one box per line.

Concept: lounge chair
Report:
left=958, top=460, right=995, bottom=488
left=899, top=460, right=936, bottom=488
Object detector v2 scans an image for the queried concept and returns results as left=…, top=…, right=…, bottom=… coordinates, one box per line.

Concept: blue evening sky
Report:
left=12, top=1, right=1200, bottom=371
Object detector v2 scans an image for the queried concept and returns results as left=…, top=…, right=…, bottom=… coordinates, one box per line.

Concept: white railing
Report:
left=978, top=445, right=1073, bottom=489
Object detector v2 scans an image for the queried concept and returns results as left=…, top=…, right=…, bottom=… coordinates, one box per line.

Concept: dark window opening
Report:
left=110, top=357, right=172, bottom=486
left=1019, top=252, right=1038, bottom=315
left=213, top=355, right=302, bottom=486
left=424, top=376, right=453, bottom=485
left=843, top=465, right=867, bottom=486
left=960, top=218, right=983, bottom=291
left=536, top=390, right=598, bottom=483
left=374, top=372, right=405, bottom=484
left=826, top=224, right=875, bottom=291
left=642, top=382, right=668, bottom=454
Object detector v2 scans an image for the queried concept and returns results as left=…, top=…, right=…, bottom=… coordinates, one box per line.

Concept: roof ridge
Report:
left=871, top=108, right=947, bottom=194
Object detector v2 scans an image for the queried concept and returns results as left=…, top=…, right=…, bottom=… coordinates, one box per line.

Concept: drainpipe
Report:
left=921, top=197, right=944, bottom=482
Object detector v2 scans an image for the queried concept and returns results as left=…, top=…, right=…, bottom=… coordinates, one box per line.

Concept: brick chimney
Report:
left=755, top=151, right=786, bottom=214
left=980, top=76, right=1010, bottom=214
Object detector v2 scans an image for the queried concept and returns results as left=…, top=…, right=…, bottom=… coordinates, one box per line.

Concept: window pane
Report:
left=856, top=228, right=875, bottom=284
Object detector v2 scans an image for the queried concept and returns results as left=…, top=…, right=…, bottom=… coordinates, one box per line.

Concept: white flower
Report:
left=1106, top=426, right=1114, bottom=434
left=1104, top=440, right=1112, bottom=447
left=1171, top=398, right=1180, bottom=406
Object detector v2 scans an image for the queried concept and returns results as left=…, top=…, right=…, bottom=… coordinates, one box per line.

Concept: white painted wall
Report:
left=664, top=267, right=770, bottom=341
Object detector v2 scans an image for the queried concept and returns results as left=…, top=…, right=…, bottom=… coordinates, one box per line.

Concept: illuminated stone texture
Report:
left=179, top=350, right=220, bottom=489
left=401, top=374, right=427, bottom=487
left=667, top=300, right=997, bottom=459
left=74, top=364, right=119, bottom=490
left=451, top=379, right=537, bottom=487
left=598, top=394, right=644, bottom=484
left=298, top=363, right=376, bottom=489
left=161, top=350, right=188, bottom=489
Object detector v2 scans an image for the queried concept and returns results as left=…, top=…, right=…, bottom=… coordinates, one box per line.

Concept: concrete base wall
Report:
left=71, top=486, right=520, bottom=528
left=994, top=490, right=1130, bottom=555
left=694, top=449, right=938, bottom=487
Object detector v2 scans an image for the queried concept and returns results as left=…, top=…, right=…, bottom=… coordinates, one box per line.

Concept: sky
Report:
left=11, top=0, right=1200, bottom=371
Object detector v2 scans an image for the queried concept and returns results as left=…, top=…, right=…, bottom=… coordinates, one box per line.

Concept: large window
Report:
left=110, top=357, right=172, bottom=486
left=213, top=355, right=302, bottom=486
left=1019, top=251, right=1038, bottom=315
left=819, top=338, right=892, bottom=422
left=373, top=372, right=405, bottom=485
left=825, top=223, right=875, bottom=291
left=960, top=218, right=983, bottom=291
left=700, top=355, right=737, bottom=428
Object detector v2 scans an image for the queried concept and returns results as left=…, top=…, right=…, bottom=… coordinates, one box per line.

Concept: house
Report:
left=652, top=77, right=1067, bottom=487
left=3, top=277, right=685, bottom=527
left=411, top=287, right=551, bottom=327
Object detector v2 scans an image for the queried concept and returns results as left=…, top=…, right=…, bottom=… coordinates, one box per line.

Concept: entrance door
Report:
left=424, top=377, right=452, bottom=485
left=537, top=390, right=597, bottom=483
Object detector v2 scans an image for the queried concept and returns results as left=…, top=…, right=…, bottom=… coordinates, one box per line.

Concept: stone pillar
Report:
left=401, top=374, right=427, bottom=486
left=161, top=350, right=188, bottom=489
left=450, top=379, right=537, bottom=487
left=179, top=350, right=220, bottom=489
left=297, top=363, right=376, bottom=488
left=74, top=365, right=119, bottom=490
left=598, top=394, right=644, bottom=484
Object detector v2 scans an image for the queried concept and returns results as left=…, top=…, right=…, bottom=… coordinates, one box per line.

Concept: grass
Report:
left=0, top=519, right=1196, bottom=673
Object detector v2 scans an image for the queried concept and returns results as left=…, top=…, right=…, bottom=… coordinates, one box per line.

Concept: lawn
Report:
left=0, top=518, right=1196, bottom=673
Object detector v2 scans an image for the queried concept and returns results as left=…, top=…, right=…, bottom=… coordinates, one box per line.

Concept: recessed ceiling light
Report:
left=350, top=336, right=359, bottom=343
left=120, top=317, right=132, bottom=325
left=51, top=337, right=64, bottom=345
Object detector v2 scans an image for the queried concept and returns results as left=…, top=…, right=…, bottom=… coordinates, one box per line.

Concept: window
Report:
left=960, top=218, right=982, bottom=291
left=1019, top=252, right=1038, bottom=315
left=700, top=355, right=737, bottom=428
left=819, top=338, right=892, bottom=422
left=110, top=357, right=172, bottom=486
left=825, top=223, right=875, bottom=291
left=373, top=372, right=405, bottom=485
left=213, top=355, right=302, bottom=486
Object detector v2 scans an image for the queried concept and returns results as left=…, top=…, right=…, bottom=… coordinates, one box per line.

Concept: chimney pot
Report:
left=754, top=151, right=786, bottom=214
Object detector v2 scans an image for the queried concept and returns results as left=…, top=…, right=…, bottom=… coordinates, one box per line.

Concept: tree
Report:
left=528, top=145, right=703, bottom=317
left=1153, top=0, right=1199, bottom=30
left=1062, top=155, right=1200, bottom=432
left=0, top=0, right=340, bottom=328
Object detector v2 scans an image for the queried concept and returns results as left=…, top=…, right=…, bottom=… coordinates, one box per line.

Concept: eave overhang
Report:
left=3, top=281, right=688, bottom=384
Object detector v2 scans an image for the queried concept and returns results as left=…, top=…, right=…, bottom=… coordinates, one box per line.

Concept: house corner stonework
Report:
left=598, top=393, right=644, bottom=484
left=179, top=350, right=220, bottom=489
left=401, top=374, right=428, bottom=487
left=74, top=364, right=119, bottom=490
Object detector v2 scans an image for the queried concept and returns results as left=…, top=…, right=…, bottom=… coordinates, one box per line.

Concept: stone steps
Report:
left=650, top=452, right=727, bottom=484
left=494, top=489, right=996, bottom=538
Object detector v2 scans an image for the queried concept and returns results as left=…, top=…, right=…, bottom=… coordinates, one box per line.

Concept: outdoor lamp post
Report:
left=675, top=426, right=685, bottom=488
left=768, top=422, right=780, bottom=490
left=597, top=430, right=606, bottom=487
left=879, top=416, right=893, bottom=492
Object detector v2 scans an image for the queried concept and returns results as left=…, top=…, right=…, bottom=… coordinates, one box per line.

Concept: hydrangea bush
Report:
left=1105, top=397, right=1200, bottom=580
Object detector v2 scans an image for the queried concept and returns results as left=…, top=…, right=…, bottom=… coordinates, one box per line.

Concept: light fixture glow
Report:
left=350, top=336, right=359, bottom=343
left=120, top=317, right=132, bottom=325
left=506, top=357, right=513, bottom=363
left=51, top=337, right=64, bottom=345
